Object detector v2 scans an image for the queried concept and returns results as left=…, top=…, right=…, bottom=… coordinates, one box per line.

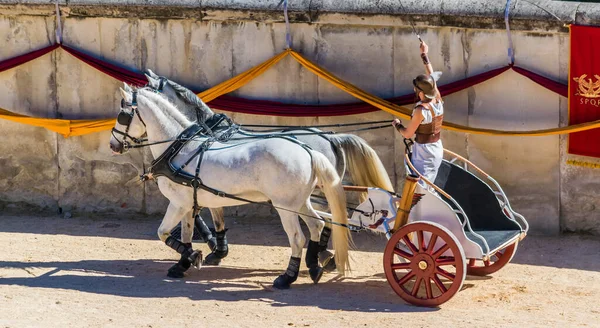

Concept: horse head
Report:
left=109, top=84, right=147, bottom=154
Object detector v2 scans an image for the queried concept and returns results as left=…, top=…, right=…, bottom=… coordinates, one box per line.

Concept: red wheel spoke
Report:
left=432, top=243, right=450, bottom=259
left=426, top=234, right=438, bottom=254
left=391, top=263, right=411, bottom=271
left=468, top=259, right=475, bottom=266
left=436, top=258, right=456, bottom=266
left=411, top=277, right=422, bottom=296
left=402, top=235, right=419, bottom=254
left=417, top=230, right=424, bottom=251
left=425, top=277, right=433, bottom=299
left=433, top=275, right=447, bottom=293
left=396, top=271, right=415, bottom=286
left=484, top=260, right=491, bottom=267
left=436, top=267, right=456, bottom=281
left=393, top=247, right=413, bottom=260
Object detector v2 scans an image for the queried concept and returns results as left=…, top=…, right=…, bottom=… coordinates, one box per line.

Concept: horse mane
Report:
left=138, top=87, right=192, bottom=128
left=165, top=79, right=214, bottom=122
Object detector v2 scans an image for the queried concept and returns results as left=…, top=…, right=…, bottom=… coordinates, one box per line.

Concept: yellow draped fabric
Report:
left=3, top=49, right=600, bottom=137
left=198, top=51, right=289, bottom=103
left=0, top=108, right=114, bottom=138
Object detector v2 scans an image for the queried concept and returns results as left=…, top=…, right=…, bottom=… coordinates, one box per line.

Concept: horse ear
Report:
left=145, top=74, right=157, bottom=87
left=123, top=83, right=133, bottom=93
left=119, top=87, right=131, bottom=103
left=146, top=69, right=159, bottom=78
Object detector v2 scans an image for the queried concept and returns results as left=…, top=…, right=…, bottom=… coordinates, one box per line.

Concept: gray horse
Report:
left=140, top=72, right=393, bottom=269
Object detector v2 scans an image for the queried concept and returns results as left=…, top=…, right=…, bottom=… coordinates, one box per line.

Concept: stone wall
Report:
left=1, top=0, right=599, bottom=234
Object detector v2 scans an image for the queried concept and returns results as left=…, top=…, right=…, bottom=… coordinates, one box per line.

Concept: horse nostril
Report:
left=109, top=143, right=121, bottom=153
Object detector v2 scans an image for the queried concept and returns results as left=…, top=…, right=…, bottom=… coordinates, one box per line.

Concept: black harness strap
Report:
left=148, top=124, right=206, bottom=186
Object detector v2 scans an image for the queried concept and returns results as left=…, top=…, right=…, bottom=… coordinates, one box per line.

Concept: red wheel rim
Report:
left=383, top=222, right=465, bottom=307
left=467, top=242, right=517, bottom=276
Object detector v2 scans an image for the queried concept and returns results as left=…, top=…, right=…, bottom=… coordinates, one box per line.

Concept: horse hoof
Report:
left=272, top=274, right=295, bottom=290
left=319, top=250, right=337, bottom=272
left=309, top=266, right=324, bottom=284
left=188, top=251, right=202, bottom=269
left=167, top=270, right=185, bottom=278
left=203, top=252, right=222, bottom=266
left=323, top=259, right=336, bottom=272
left=167, top=263, right=187, bottom=278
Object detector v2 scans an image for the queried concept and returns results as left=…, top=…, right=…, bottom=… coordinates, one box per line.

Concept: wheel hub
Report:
left=412, top=253, right=435, bottom=276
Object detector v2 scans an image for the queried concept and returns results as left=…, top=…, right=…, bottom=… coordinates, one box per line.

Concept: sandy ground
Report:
left=0, top=214, right=599, bottom=328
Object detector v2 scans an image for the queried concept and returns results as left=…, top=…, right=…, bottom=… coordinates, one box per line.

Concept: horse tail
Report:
left=310, top=150, right=352, bottom=275
left=329, top=134, right=394, bottom=202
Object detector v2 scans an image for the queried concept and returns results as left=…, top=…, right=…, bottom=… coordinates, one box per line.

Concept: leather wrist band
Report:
left=421, top=53, right=430, bottom=65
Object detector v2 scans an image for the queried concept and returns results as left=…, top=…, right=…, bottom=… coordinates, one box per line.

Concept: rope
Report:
left=197, top=181, right=359, bottom=229
left=504, top=0, right=515, bottom=65
left=127, top=123, right=391, bottom=150
left=228, top=124, right=391, bottom=140
left=276, top=0, right=292, bottom=49
left=240, top=120, right=392, bottom=129
left=55, top=0, right=62, bottom=44
left=284, top=0, right=291, bottom=49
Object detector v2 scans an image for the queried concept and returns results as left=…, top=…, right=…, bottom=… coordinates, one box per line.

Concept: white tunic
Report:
left=411, top=101, right=444, bottom=189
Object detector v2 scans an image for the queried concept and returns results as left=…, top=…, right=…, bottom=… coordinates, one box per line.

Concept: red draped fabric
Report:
left=439, top=65, right=512, bottom=97
left=568, top=25, right=600, bottom=158
left=0, top=44, right=59, bottom=73
left=512, top=66, right=568, bottom=98
left=60, top=44, right=147, bottom=87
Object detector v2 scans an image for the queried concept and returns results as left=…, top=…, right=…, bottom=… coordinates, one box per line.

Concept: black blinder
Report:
left=117, top=111, right=133, bottom=126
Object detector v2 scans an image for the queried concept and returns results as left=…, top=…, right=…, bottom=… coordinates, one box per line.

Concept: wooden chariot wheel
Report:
left=383, top=222, right=466, bottom=307
left=466, top=242, right=518, bottom=276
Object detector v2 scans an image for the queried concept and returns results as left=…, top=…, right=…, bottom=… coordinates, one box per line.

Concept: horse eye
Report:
left=121, top=99, right=125, bottom=108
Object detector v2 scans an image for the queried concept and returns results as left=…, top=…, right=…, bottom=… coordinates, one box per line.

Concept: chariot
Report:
left=316, top=143, right=528, bottom=307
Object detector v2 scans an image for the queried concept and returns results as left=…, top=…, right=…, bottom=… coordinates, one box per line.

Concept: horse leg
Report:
left=203, top=208, right=228, bottom=266
left=192, top=213, right=216, bottom=244
left=158, top=204, right=201, bottom=278
left=273, top=209, right=305, bottom=290
left=298, top=201, right=325, bottom=284
left=318, top=224, right=337, bottom=272
left=192, top=210, right=217, bottom=251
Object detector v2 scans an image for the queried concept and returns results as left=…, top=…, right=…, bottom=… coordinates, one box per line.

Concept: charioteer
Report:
left=392, top=41, right=444, bottom=188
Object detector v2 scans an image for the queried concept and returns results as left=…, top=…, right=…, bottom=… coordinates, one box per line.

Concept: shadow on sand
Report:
left=0, top=258, right=436, bottom=313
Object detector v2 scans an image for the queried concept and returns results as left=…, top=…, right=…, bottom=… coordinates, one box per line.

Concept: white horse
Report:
left=140, top=72, right=394, bottom=269
left=109, top=87, right=350, bottom=289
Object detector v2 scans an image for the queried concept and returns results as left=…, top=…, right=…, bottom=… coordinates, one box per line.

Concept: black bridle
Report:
left=111, top=91, right=148, bottom=152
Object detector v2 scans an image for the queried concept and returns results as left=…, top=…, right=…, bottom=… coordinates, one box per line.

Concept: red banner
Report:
left=569, top=25, right=600, bottom=157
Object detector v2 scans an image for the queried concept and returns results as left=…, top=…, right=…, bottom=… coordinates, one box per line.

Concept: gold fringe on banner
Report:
left=566, top=159, right=600, bottom=169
